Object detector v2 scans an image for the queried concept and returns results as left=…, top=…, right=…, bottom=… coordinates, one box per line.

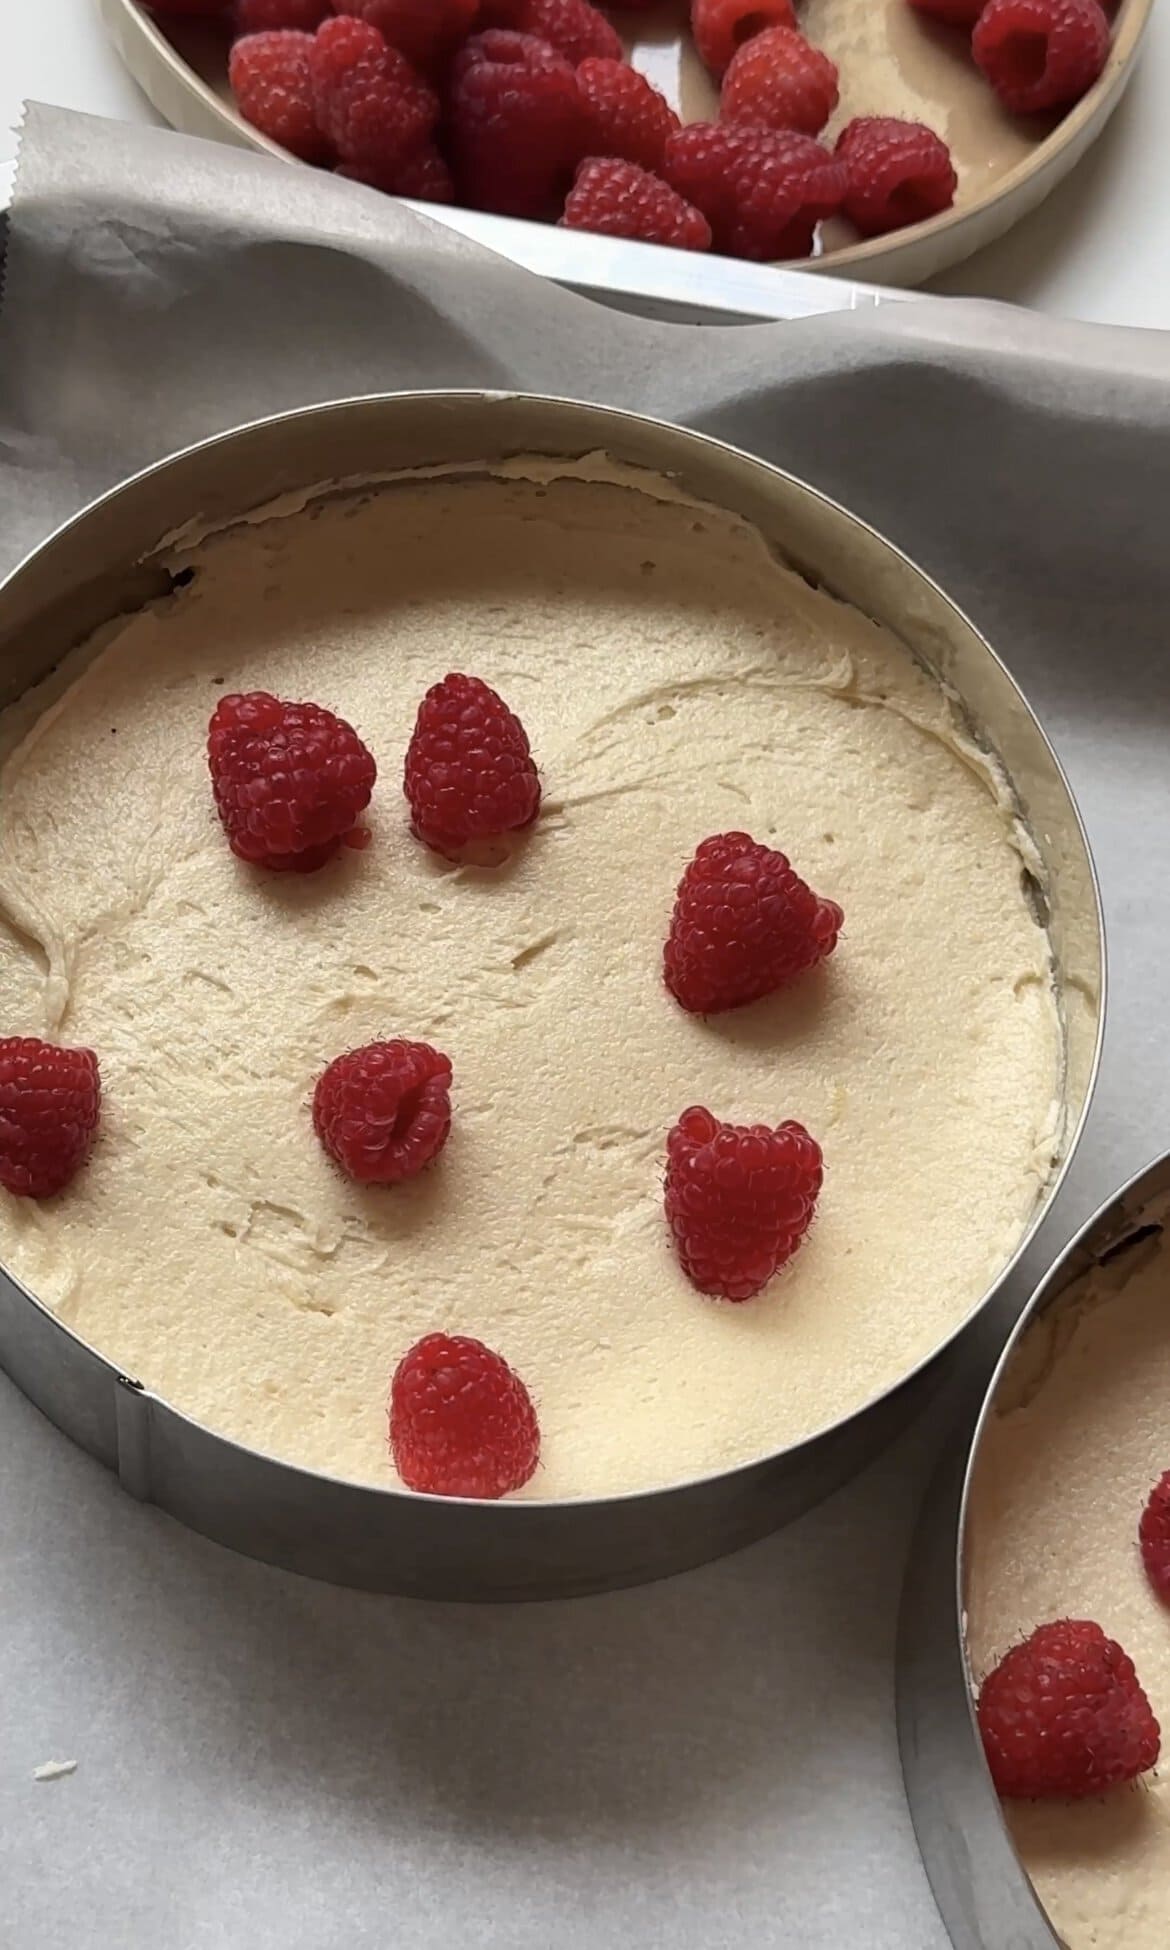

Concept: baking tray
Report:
left=0, top=389, right=1101, bottom=1601
left=897, top=1152, right=1170, bottom=1950
left=97, top=0, right=1154, bottom=304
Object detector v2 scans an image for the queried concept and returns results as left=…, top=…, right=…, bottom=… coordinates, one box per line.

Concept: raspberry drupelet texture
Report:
left=836, top=116, right=957, bottom=236
left=330, top=0, right=480, bottom=70
left=691, top=0, right=798, bottom=76
left=1139, top=1468, right=1170, bottom=1602
left=664, top=832, right=842, bottom=1013
left=576, top=57, right=681, bottom=173
left=664, top=122, right=846, bottom=259
left=972, top=0, right=1111, bottom=114
left=720, top=28, right=840, bottom=137
left=478, top=0, right=624, bottom=63
left=404, top=672, right=542, bottom=855
left=339, top=142, right=455, bottom=200
left=449, top=30, right=587, bottom=218
left=0, top=1039, right=101, bottom=1200
left=233, top=0, right=330, bottom=33
left=562, top=158, right=712, bottom=248
left=309, top=14, right=439, bottom=173
left=229, top=31, right=332, bottom=163
left=665, top=1108, right=823, bottom=1301
left=390, top=1332, right=540, bottom=1498
left=977, top=1620, right=1161, bottom=1799
left=313, top=1039, right=453, bottom=1184
left=207, top=690, right=377, bottom=872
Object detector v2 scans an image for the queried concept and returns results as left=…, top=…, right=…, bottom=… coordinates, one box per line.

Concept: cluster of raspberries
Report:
left=0, top=667, right=845, bottom=1496
left=144, top=0, right=1020, bottom=259
left=146, top=0, right=1115, bottom=258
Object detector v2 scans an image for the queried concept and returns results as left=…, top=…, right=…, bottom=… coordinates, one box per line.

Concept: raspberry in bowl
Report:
left=0, top=394, right=1098, bottom=1596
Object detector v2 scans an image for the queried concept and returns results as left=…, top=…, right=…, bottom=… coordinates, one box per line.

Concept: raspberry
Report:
left=836, top=116, right=957, bottom=236
left=576, top=58, right=680, bottom=172
left=664, top=122, right=846, bottom=259
left=146, top=1, right=228, bottom=14
left=330, top=0, right=479, bottom=71
left=309, top=15, right=438, bottom=172
left=664, top=832, right=842, bottom=1013
left=478, top=0, right=624, bottom=64
left=233, top=0, right=329, bottom=32
left=339, top=142, right=455, bottom=200
left=207, top=691, right=377, bottom=872
left=449, top=31, right=587, bottom=217
left=313, top=1039, right=452, bottom=1184
left=905, top=0, right=985, bottom=21
left=1139, top=1469, right=1170, bottom=1601
left=977, top=1620, right=1160, bottom=1799
left=404, top=672, right=541, bottom=856
left=721, top=28, right=839, bottom=137
left=0, top=1039, right=101, bottom=1201
left=665, top=1107, right=822, bottom=1301
left=390, top=1332, right=540, bottom=1499
left=972, top=0, right=1111, bottom=114
left=691, top=0, right=798, bottom=76
left=229, top=31, right=331, bottom=163
left=562, top=158, right=712, bottom=249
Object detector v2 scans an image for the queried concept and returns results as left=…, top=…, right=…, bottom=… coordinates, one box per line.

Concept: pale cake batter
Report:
left=0, top=462, right=1060, bottom=1496
left=967, top=1215, right=1170, bottom=1949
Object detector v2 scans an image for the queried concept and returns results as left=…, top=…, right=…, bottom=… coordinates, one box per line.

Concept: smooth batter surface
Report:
left=0, top=463, right=1060, bottom=1496
left=967, top=1217, right=1170, bottom=1949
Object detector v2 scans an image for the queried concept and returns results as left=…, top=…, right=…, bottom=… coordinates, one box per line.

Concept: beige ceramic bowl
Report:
left=98, top=0, right=1152, bottom=291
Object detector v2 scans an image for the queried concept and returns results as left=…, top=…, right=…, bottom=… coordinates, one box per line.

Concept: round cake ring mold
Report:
left=897, top=1150, right=1170, bottom=1949
left=0, top=391, right=1104, bottom=1600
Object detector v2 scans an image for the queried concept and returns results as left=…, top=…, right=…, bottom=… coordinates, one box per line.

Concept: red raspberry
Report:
left=309, top=15, right=438, bottom=172
left=664, top=122, right=846, bottom=259
left=836, top=116, right=957, bottom=236
left=562, top=158, right=712, bottom=249
left=207, top=691, right=377, bottom=872
left=478, top=0, right=623, bottom=63
left=977, top=1620, right=1160, bottom=1799
left=314, top=1039, right=452, bottom=1184
left=390, top=1332, right=540, bottom=1499
left=146, top=1, right=228, bottom=14
left=233, top=0, right=329, bottom=32
left=664, top=832, right=842, bottom=1013
left=341, top=141, right=455, bottom=200
left=0, top=1039, right=101, bottom=1201
left=972, top=0, right=1111, bottom=114
left=576, top=58, right=680, bottom=172
left=721, top=28, right=839, bottom=136
left=229, top=31, right=331, bottom=163
left=1139, top=1469, right=1170, bottom=1601
left=905, top=0, right=984, bottom=21
left=665, top=1107, right=822, bottom=1301
left=691, top=0, right=797, bottom=76
left=404, top=672, right=541, bottom=856
left=330, top=0, right=479, bottom=71
left=449, top=31, right=587, bottom=217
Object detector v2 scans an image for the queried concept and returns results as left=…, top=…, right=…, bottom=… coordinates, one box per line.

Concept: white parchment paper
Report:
left=1, top=103, right=1168, bottom=1950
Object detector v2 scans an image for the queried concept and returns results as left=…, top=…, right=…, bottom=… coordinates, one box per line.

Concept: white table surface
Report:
left=4, top=0, right=1170, bottom=327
